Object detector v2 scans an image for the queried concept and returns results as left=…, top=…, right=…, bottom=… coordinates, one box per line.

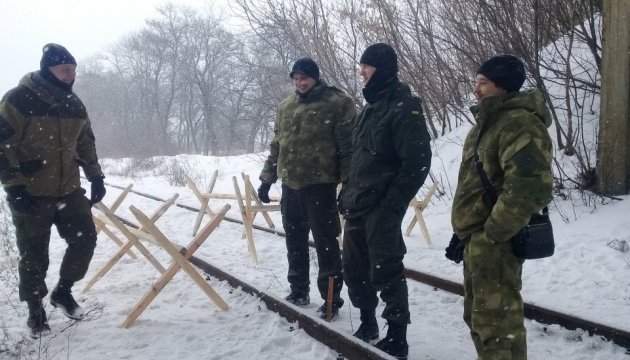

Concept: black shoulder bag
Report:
left=474, top=122, right=555, bottom=260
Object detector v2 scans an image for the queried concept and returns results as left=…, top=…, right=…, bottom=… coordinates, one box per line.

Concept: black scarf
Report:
left=40, top=67, right=74, bottom=92
left=362, top=70, right=398, bottom=104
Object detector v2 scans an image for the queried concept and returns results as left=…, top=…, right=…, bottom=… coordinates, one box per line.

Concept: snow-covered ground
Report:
left=1, top=127, right=629, bottom=359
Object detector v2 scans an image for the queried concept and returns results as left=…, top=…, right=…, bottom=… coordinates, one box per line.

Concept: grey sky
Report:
left=0, top=0, right=220, bottom=94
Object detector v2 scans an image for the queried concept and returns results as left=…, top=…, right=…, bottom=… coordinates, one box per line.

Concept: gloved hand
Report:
left=445, top=233, right=465, bottom=264
left=257, top=182, right=272, bottom=204
left=5, top=185, right=37, bottom=214
left=90, top=177, right=106, bottom=205
left=19, top=159, right=44, bottom=175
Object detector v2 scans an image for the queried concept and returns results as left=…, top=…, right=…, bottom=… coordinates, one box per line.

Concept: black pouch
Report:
left=511, top=209, right=554, bottom=259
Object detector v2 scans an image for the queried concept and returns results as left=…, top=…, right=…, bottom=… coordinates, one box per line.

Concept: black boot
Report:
left=353, top=308, right=379, bottom=342
left=316, top=298, right=344, bottom=321
left=50, top=279, right=84, bottom=320
left=285, top=291, right=310, bottom=306
left=27, top=299, right=51, bottom=338
left=375, top=322, right=408, bottom=360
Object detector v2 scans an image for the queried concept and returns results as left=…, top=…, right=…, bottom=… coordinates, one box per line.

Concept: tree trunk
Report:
left=596, top=0, right=630, bottom=195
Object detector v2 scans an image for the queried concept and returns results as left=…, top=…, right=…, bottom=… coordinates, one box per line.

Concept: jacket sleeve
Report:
left=484, top=115, right=553, bottom=242
left=382, top=97, right=432, bottom=210
left=334, top=97, right=356, bottom=183
left=76, top=115, right=104, bottom=181
left=259, top=111, right=280, bottom=184
left=0, top=100, right=27, bottom=187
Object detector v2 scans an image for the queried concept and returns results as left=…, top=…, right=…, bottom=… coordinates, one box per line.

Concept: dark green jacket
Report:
left=0, top=72, right=103, bottom=197
left=340, top=80, right=432, bottom=218
left=451, top=90, right=553, bottom=242
left=259, top=81, right=355, bottom=189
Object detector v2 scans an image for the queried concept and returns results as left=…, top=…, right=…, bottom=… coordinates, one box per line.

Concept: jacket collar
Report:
left=20, top=71, right=77, bottom=106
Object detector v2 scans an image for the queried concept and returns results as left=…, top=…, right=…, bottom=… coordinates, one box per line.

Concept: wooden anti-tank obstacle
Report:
left=404, top=182, right=439, bottom=245
left=122, top=204, right=230, bottom=328
left=185, top=171, right=280, bottom=264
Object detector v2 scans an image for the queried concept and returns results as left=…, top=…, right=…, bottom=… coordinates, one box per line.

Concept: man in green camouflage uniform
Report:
left=451, top=55, right=554, bottom=360
left=0, top=44, right=106, bottom=337
left=258, top=58, right=355, bottom=319
left=339, top=43, right=432, bottom=360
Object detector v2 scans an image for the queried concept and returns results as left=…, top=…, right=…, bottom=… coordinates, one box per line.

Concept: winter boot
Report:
left=316, top=298, right=344, bottom=321
left=285, top=291, right=310, bottom=306
left=26, top=299, right=51, bottom=338
left=50, top=279, right=85, bottom=320
left=375, top=322, right=409, bottom=360
left=352, top=308, right=379, bottom=343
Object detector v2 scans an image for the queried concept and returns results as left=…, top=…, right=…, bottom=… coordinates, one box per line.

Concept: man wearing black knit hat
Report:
left=0, top=43, right=106, bottom=338
left=258, top=57, right=355, bottom=321
left=450, top=54, right=553, bottom=359
left=339, top=43, right=432, bottom=359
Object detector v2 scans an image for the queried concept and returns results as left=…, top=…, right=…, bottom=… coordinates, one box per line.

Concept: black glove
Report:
left=445, top=233, right=465, bottom=264
left=19, top=159, right=44, bottom=175
left=90, top=177, right=106, bottom=205
left=257, top=182, right=272, bottom=204
left=5, top=185, right=37, bottom=214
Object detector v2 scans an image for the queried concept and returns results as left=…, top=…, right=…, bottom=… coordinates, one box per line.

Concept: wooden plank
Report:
left=95, top=203, right=166, bottom=273
left=232, top=176, right=258, bottom=264
left=207, top=169, right=219, bottom=193
left=98, top=219, right=138, bottom=260
left=111, top=183, right=134, bottom=213
left=242, top=173, right=276, bottom=229
left=185, top=174, right=214, bottom=236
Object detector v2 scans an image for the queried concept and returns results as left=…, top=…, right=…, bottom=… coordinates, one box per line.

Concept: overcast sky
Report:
left=0, top=0, right=225, bottom=94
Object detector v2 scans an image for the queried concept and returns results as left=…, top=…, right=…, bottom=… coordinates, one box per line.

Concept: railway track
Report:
left=103, top=181, right=630, bottom=355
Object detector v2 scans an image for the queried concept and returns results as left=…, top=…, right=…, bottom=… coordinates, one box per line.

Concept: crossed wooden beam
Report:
left=185, top=172, right=280, bottom=264
left=404, top=182, right=439, bottom=245
left=85, top=189, right=231, bottom=327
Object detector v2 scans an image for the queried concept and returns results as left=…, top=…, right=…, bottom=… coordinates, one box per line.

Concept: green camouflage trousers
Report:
left=463, top=231, right=526, bottom=360
left=10, top=189, right=97, bottom=302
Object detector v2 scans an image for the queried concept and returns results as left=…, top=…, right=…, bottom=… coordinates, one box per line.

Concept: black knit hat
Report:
left=289, top=58, right=320, bottom=80
left=40, top=43, right=76, bottom=71
left=359, top=43, right=398, bottom=76
left=477, top=54, right=526, bottom=93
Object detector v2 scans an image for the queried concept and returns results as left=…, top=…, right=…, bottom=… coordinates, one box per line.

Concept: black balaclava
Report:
left=477, top=54, right=526, bottom=93
left=360, top=43, right=398, bottom=103
left=40, top=43, right=76, bottom=92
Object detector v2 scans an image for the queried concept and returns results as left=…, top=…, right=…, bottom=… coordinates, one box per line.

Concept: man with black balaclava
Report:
left=0, top=43, right=106, bottom=338
left=338, top=43, right=432, bottom=359
left=258, top=58, right=355, bottom=320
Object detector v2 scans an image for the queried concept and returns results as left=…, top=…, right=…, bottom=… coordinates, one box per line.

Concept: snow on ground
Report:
left=2, top=137, right=629, bottom=359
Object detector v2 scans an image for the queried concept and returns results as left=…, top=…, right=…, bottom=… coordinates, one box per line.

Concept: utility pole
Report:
left=597, top=0, right=630, bottom=195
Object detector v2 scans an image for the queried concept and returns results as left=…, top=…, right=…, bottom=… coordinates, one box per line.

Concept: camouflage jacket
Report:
left=259, top=81, right=356, bottom=189
left=340, top=80, right=432, bottom=218
left=0, top=72, right=103, bottom=197
left=451, top=90, right=553, bottom=242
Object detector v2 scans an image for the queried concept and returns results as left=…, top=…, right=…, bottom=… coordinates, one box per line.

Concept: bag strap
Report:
left=473, top=121, right=499, bottom=207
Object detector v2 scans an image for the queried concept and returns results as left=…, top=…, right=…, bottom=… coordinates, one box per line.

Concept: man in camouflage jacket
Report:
left=0, top=44, right=106, bottom=337
left=339, top=43, right=432, bottom=359
left=452, top=55, right=553, bottom=360
left=258, top=58, right=355, bottom=320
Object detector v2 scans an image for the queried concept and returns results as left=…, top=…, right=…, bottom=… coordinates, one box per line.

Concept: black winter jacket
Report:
left=340, top=80, right=432, bottom=218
